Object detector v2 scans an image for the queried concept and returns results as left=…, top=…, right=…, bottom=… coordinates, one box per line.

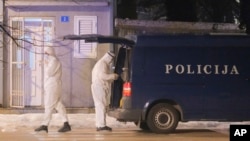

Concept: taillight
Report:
left=123, top=82, right=131, bottom=96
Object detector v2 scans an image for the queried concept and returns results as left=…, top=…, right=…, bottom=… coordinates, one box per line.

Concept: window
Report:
left=74, top=16, right=97, bottom=58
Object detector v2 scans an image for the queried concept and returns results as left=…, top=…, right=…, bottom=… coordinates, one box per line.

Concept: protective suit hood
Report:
left=45, top=47, right=56, bottom=56
left=102, top=51, right=115, bottom=64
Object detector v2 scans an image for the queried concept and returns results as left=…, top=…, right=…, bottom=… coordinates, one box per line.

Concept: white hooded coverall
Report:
left=42, top=47, right=69, bottom=126
left=91, top=52, right=118, bottom=128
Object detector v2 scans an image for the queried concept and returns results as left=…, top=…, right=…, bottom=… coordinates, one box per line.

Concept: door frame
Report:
left=9, top=17, right=55, bottom=108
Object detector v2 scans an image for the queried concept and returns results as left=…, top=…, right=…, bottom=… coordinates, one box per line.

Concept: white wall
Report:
left=5, top=1, right=113, bottom=108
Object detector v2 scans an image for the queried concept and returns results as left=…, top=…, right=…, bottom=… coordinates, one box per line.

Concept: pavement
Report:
left=0, top=108, right=233, bottom=141
left=0, top=127, right=229, bottom=141
left=1, top=127, right=102, bottom=141
left=1, top=127, right=142, bottom=141
left=1, top=128, right=39, bottom=141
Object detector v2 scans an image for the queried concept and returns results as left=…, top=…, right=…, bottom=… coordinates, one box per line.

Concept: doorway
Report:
left=10, top=17, right=54, bottom=107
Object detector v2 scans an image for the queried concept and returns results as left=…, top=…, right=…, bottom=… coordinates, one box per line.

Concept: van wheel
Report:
left=147, top=103, right=179, bottom=134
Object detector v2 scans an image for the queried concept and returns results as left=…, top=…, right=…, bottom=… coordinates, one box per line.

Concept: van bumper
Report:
left=107, top=108, right=142, bottom=122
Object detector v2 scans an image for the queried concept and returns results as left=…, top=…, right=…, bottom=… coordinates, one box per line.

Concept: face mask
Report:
left=44, top=53, right=49, bottom=60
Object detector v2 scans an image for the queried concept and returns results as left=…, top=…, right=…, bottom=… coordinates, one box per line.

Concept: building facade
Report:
left=0, top=0, right=114, bottom=109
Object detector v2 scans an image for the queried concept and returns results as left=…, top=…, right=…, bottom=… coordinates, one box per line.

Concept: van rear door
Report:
left=63, top=34, right=135, bottom=108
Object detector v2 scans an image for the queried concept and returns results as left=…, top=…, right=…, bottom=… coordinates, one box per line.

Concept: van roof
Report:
left=136, top=34, right=250, bottom=47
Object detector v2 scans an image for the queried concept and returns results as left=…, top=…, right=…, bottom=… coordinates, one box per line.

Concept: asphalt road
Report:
left=0, top=127, right=229, bottom=141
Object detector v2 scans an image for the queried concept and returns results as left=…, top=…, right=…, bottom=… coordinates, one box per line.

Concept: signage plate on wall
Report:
left=61, top=16, right=69, bottom=22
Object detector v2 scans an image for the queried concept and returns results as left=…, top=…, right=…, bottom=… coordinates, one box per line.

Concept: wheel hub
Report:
left=154, top=110, right=172, bottom=128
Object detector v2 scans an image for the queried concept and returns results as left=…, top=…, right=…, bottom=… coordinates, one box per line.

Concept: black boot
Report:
left=96, top=126, right=112, bottom=132
left=35, top=125, right=48, bottom=133
left=58, top=122, right=71, bottom=132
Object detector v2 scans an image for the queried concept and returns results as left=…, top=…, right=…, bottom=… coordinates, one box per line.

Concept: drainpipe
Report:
left=111, top=0, right=115, bottom=35
left=110, top=0, right=116, bottom=52
left=0, top=0, right=4, bottom=107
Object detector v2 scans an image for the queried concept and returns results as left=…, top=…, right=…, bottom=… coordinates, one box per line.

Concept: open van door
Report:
left=64, top=34, right=134, bottom=46
left=64, top=34, right=135, bottom=108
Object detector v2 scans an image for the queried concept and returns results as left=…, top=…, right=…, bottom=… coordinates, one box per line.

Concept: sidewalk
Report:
left=0, top=107, right=95, bottom=114
left=0, top=113, right=137, bottom=141
left=0, top=113, right=136, bottom=130
left=0, top=125, right=229, bottom=141
left=0, top=112, right=248, bottom=141
left=1, top=128, right=39, bottom=141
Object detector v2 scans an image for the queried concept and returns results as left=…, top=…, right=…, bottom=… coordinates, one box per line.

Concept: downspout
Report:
left=111, top=0, right=117, bottom=35
left=0, top=0, right=4, bottom=107
left=110, top=0, right=116, bottom=52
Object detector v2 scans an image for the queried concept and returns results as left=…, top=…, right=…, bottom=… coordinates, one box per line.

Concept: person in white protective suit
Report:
left=91, top=51, right=119, bottom=131
left=35, top=47, right=71, bottom=133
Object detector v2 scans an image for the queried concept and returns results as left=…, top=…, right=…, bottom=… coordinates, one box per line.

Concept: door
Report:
left=10, top=17, right=54, bottom=107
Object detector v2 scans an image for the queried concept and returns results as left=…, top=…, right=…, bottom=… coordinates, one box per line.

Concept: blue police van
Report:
left=64, top=34, right=250, bottom=134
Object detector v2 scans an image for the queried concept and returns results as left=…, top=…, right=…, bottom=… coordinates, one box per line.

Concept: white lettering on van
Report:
left=204, top=65, right=212, bottom=74
left=197, top=65, right=202, bottom=74
left=176, top=65, right=184, bottom=74
left=230, top=65, right=240, bottom=74
left=215, top=65, right=219, bottom=74
left=165, top=64, right=239, bottom=75
left=165, top=64, right=173, bottom=74
left=187, top=65, right=195, bottom=74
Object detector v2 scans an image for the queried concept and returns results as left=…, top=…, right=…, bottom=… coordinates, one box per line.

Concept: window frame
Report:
left=74, top=16, right=97, bottom=58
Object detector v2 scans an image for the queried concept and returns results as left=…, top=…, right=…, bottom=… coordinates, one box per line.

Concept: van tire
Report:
left=146, top=103, right=179, bottom=134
